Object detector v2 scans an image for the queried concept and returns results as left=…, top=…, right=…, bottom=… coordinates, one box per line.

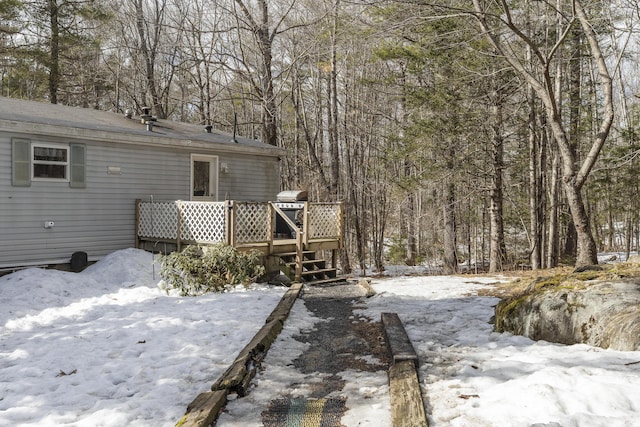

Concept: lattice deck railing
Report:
left=232, top=202, right=272, bottom=244
left=136, top=200, right=343, bottom=251
left=137, top=201, right=226, bottom=244
left=306, top=203, right=342, bottom=240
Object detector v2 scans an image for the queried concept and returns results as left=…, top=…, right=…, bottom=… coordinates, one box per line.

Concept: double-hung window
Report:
left=32, top=143, right=69, bottom=181
left=12, top=138, right=86, bottom=188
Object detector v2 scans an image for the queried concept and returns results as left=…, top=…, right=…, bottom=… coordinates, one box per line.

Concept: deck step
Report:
left=300, top=267, right=337, bottom=277
left=273, top=251, right=316, bottom=258
left=285, top=259, right=326, bottom=267
left=274, top=250, right=339, bottom=284
left=304, top=276, right=348, bottom=286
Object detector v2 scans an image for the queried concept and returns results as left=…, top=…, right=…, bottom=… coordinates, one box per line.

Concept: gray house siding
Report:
left=1, top=132, right=281, bottom=269
left=217, top=152, right=280, bottom=201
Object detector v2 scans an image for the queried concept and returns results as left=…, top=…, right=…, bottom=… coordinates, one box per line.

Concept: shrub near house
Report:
left=159, top=244, right=265, bottom=296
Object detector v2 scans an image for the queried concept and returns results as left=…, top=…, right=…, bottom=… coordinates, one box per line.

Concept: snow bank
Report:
left=0, top=249, right=286, bottom=426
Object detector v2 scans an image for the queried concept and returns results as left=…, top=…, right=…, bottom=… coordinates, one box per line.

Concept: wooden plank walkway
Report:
left=176, top=284, right=303, bottom=427
left=178, top=291, right=430, bottom=427
left=381, top=312, right=419, bottom=366
left=382, top=312, right=428, bottom=427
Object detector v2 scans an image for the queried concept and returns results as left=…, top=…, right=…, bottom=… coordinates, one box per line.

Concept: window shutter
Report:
left=11, top=138, right=31, bottom=187
left=69, top=143, right=86, bottom=188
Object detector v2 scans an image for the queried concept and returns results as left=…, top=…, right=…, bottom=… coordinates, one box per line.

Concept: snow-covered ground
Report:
left=0, top=249, right=287, bottom=426
left=363, top=277, right=640, bottom=427
left=1, top=248, right=640, bottom=426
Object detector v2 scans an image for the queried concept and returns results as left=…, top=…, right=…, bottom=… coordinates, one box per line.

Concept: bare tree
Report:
left=229, top=0, right=289, bottom=146
left=130, top=0, right=175, bottom=118
left=470, top=0, right=615, bottom=267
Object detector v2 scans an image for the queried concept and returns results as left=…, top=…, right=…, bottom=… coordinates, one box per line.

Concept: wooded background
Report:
left=2, top=0, right=639, bottom=273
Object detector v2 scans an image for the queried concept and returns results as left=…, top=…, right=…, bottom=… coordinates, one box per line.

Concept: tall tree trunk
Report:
left=291, top=73, right=329, bottom=191
left=404, top=187, right=417, bottom=266
left=489, top=96, right=506, bottom=273
left=562, top=180, right=597, bottom=265
left=538, top=114, right=548, bottom=266
left=328, top=0, right=340, bottom=196
left=257, top=1, right=277, bottom=147
left=606, top=176, right=615, bottom=250
left=443, top=156, right=458, bottom=274
left=561, top=25, right=583, bottom=260
left=547, top=139, right=561, bottom=267
left=545, top=23, right=562, bottom=267
left=530, top=104, right=548, bottom=269
left=348, top=184, right=365, bottom=273
left=133, top=0, right=166, bottom=119
left=234, top=0, right=278, bottom=146
left=341, top=69, right=357, bottom=276
left=625, top=214, right=632, bottom=260
left=528, top=83, right=541, bottom=269
left=565, top=1, right=613, bottom=265
left=398, top=65, right=417, bottom=266
left=48, top=0, right=59, bottom=104
left=371, top=185, right=389, bottom=272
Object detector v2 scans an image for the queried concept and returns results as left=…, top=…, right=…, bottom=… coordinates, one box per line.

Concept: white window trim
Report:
left=31, top=142, right=69, bottom=182
left=190, top=154, right=219, bottom=201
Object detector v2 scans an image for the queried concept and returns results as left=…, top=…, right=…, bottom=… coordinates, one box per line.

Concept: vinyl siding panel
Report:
left=1, top=134, right=281, bottom=268
left=217, top=153, right=280, bottom=201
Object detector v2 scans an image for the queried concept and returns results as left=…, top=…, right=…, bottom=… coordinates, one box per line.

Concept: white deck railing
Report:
left=135, top=199, right=343, bottom=251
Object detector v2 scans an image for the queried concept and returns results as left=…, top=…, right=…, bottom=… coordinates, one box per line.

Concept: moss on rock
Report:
left=494, top=264, right=640, bottom=351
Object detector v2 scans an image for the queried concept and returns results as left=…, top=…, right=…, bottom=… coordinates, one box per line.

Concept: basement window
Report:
left=32, top=143, right=69, bottom=181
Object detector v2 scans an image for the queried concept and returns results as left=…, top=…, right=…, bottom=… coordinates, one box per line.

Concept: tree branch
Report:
left=573, top=0, right=614, bottom=189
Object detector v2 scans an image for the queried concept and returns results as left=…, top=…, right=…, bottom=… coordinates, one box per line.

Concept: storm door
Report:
left=190, top=154, right=218, bottom=201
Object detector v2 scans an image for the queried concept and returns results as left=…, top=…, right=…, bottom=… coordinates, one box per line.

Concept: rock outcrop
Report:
left=495, top=278, right=640, bottom=351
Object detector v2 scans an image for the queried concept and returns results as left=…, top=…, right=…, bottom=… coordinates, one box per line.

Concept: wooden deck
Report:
left=135, top=199, right=343, bottom=282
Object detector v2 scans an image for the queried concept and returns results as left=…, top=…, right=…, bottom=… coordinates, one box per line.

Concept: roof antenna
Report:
left=232, top=112, right=238, bottom=143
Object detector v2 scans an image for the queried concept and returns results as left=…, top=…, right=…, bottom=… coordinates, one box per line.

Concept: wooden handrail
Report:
left=302, top=202, right=309, bottom=246
left=270, top=202, right=304, bottom=281
left=270, top=202, right=300, bottom=232
left=295, top=231, right=303, bottom=282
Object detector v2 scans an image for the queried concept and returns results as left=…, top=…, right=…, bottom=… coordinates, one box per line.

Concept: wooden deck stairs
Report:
left=275, top=250, right=345, bottom=285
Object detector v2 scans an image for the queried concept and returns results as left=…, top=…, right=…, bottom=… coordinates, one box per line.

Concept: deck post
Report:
left=338, top=202, right=345, bottom=249
left=134, top=199, right=141, bottom=249
left=176, top=201, right=183, bottom=252
left=336, top=203, right=344, bottom=269
left=295, top=231, right=303, bottom=282
left=268, top=203, right=274, bottom=253
left=226, top=200, right=235, bottom=247
left=302, top=202, right=310, bottom=246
